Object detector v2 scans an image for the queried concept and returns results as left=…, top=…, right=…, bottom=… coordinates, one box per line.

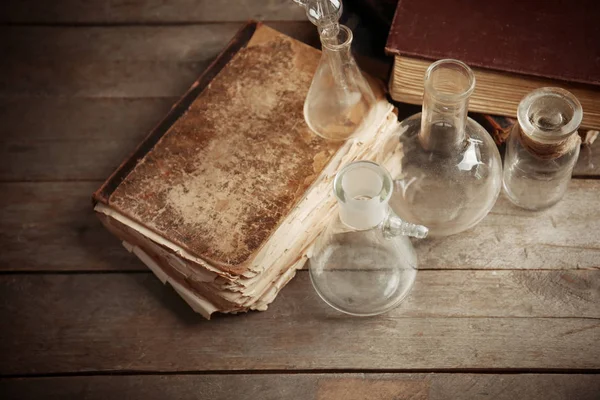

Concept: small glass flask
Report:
left=294, top=0, right=376, bottom=141
left=503, top=87, right=582, bottom=210
left=303, top=24, right=377, bottom=141
left=381, top=59, right=502, bottom=236
left=309, top=161, right=428, bottom=316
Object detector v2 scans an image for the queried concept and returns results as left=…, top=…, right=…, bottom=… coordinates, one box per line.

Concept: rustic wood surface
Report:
left=1, top=1, right=599, bottom=397
left=0, top=0, right=307, bottom=24
left=1, top=273, right=599, bottom=375
left=1, top=374, right=599, bottom=400
left=1, top=181, right=598, bottom=272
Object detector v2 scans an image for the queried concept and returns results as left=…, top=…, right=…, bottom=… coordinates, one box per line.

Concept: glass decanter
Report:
left=309, top=161, right=428, bottom=316
left=381, top=59, right=502, bottom=237
left=503, top=87, right=582, bottom=210
left=294, top=0, right=377, bottom=141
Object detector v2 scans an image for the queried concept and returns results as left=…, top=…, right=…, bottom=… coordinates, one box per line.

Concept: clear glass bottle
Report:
left=381, top=59, right=502, bottom=237
left=295, top=0, right=376, bottom=141
left=503, top=87, right=582, bottom=210
left=309, top=161, right=428, bottom=316
left=303, top=24, right=377, bottom=141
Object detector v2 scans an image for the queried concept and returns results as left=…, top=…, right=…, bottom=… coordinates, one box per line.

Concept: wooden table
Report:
left=1, top=2, right=599, bottom=399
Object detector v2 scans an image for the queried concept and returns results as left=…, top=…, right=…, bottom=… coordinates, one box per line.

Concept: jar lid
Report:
left=517, top=87, right=583, bottom=143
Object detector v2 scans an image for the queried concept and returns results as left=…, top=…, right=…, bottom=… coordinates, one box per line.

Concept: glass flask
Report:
left=309, top=161, right=428, bottom=316
left=303, top=24, right=377, bottom=141
left=381, top=59, right=502, bottom=237
left=503, top=87, right=582, bottom=210
left=295, top=0, right=376, bottom=140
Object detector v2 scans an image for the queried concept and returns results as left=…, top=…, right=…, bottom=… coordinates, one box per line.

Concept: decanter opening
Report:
left=419, top=59, right=475, bottom=153
left=319, top=24, right=352, bottom=49
left=333, top=161, right=392, bottom=230
left=517, top=87, right=583, bottom=143
left=424, top=59, right=475, bottom=101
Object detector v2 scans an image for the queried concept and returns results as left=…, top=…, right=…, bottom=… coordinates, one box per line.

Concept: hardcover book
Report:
left=93, top=22, right=397, bottom=318
left=386, top=0, right=600, bottom=130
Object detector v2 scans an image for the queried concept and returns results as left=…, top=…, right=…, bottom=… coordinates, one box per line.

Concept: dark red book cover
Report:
left=386, top=0, right=600, bottom=86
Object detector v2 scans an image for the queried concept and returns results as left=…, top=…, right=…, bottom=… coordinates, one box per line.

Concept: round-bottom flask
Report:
left=381, top=59, right=502, bottom=236
left=309, top=161, right=427, bottom=316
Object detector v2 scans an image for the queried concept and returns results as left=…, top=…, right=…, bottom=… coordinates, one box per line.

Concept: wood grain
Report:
left=0, top=98, right=177, bottom=181
left=0, top=23, right=318, bottom=97
left=1, top=0, right=597, bottom=391
left=0, top=0, right=307, bottom=24
left=1, top=373, right=599, bottom=400
left=2, top=96, right=598, bottom=181
left=0, top=273, right=598, bottom=375
left=0, top=182, right=142, bottom=271
left=2, top=181, right=599, bottom=272
left=575, top=142, right=600, bottom=177
left=414, top=179, right=600, bottom=271
left=0, top=24, right=597, bottom=180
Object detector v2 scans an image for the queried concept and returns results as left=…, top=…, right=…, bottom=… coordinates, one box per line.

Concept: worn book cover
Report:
left=93, top=21, right=396, bottom=318
left=385, top=0, right=600, bottom=130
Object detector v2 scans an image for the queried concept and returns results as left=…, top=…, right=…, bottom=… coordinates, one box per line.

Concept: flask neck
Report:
left=319, top=24, right=353, bottom=59
left=334, top=161, right=428, bottom=238
left=419, top=59, right=475, bottom=154
left=335, top=161, right=391, bottom=230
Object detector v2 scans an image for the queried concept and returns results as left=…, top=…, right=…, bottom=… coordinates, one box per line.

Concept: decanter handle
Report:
left=383, top=211, right=428, bottom=239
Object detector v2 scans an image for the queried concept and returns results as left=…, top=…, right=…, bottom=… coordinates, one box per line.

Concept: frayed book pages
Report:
left=93, top=22, right=400, bottom=319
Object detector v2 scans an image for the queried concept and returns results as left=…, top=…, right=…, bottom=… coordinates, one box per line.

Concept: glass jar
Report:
left=503, top=87, right=582, bottom=210
left=309, top=161, right=427, bottom=316
left=380, top=59, right=502, bottom=237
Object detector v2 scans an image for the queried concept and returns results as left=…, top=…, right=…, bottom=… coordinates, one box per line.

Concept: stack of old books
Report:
left=385, top=0, right=600, bottom=139
left=93, top=23, right=398, bottom=318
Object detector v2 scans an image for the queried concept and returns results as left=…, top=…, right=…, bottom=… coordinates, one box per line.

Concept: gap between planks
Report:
left=2, top=368, right=600, bottom=379
left=0, top=372, right=600, bottom=400
left=1, top=373, right=599, bottom=400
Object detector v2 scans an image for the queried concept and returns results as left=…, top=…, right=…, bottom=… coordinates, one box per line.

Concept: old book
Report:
left=93, top=22, right=398, bottom=319
left=386, top=0, right=600, bottom=130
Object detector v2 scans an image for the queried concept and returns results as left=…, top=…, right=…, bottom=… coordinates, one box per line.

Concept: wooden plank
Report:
left=1, top=116, right=599, bottom=181
left=575, top=142, right=600, bottom=177
left=0, top=99, right=597, bottom=181
left=414, top=179, right=600, bottom=271
left=1, top=181, right=599, bottom=272
left=0, top=273, right=598, bottom=374
left=0, top=25, right=597, bottom=180
left=1, top=373, right=599, bottom=399
left=0, top=0, right=307, bottom=24
left=0, top=97, right=179, bottom=141
left=0, top=98, right=178, bottom=181
left=0, top=23, right=318, bottom=97
left=4, top=96, right=593, bottom=179
left=0, top=182, right=142, bottom=271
